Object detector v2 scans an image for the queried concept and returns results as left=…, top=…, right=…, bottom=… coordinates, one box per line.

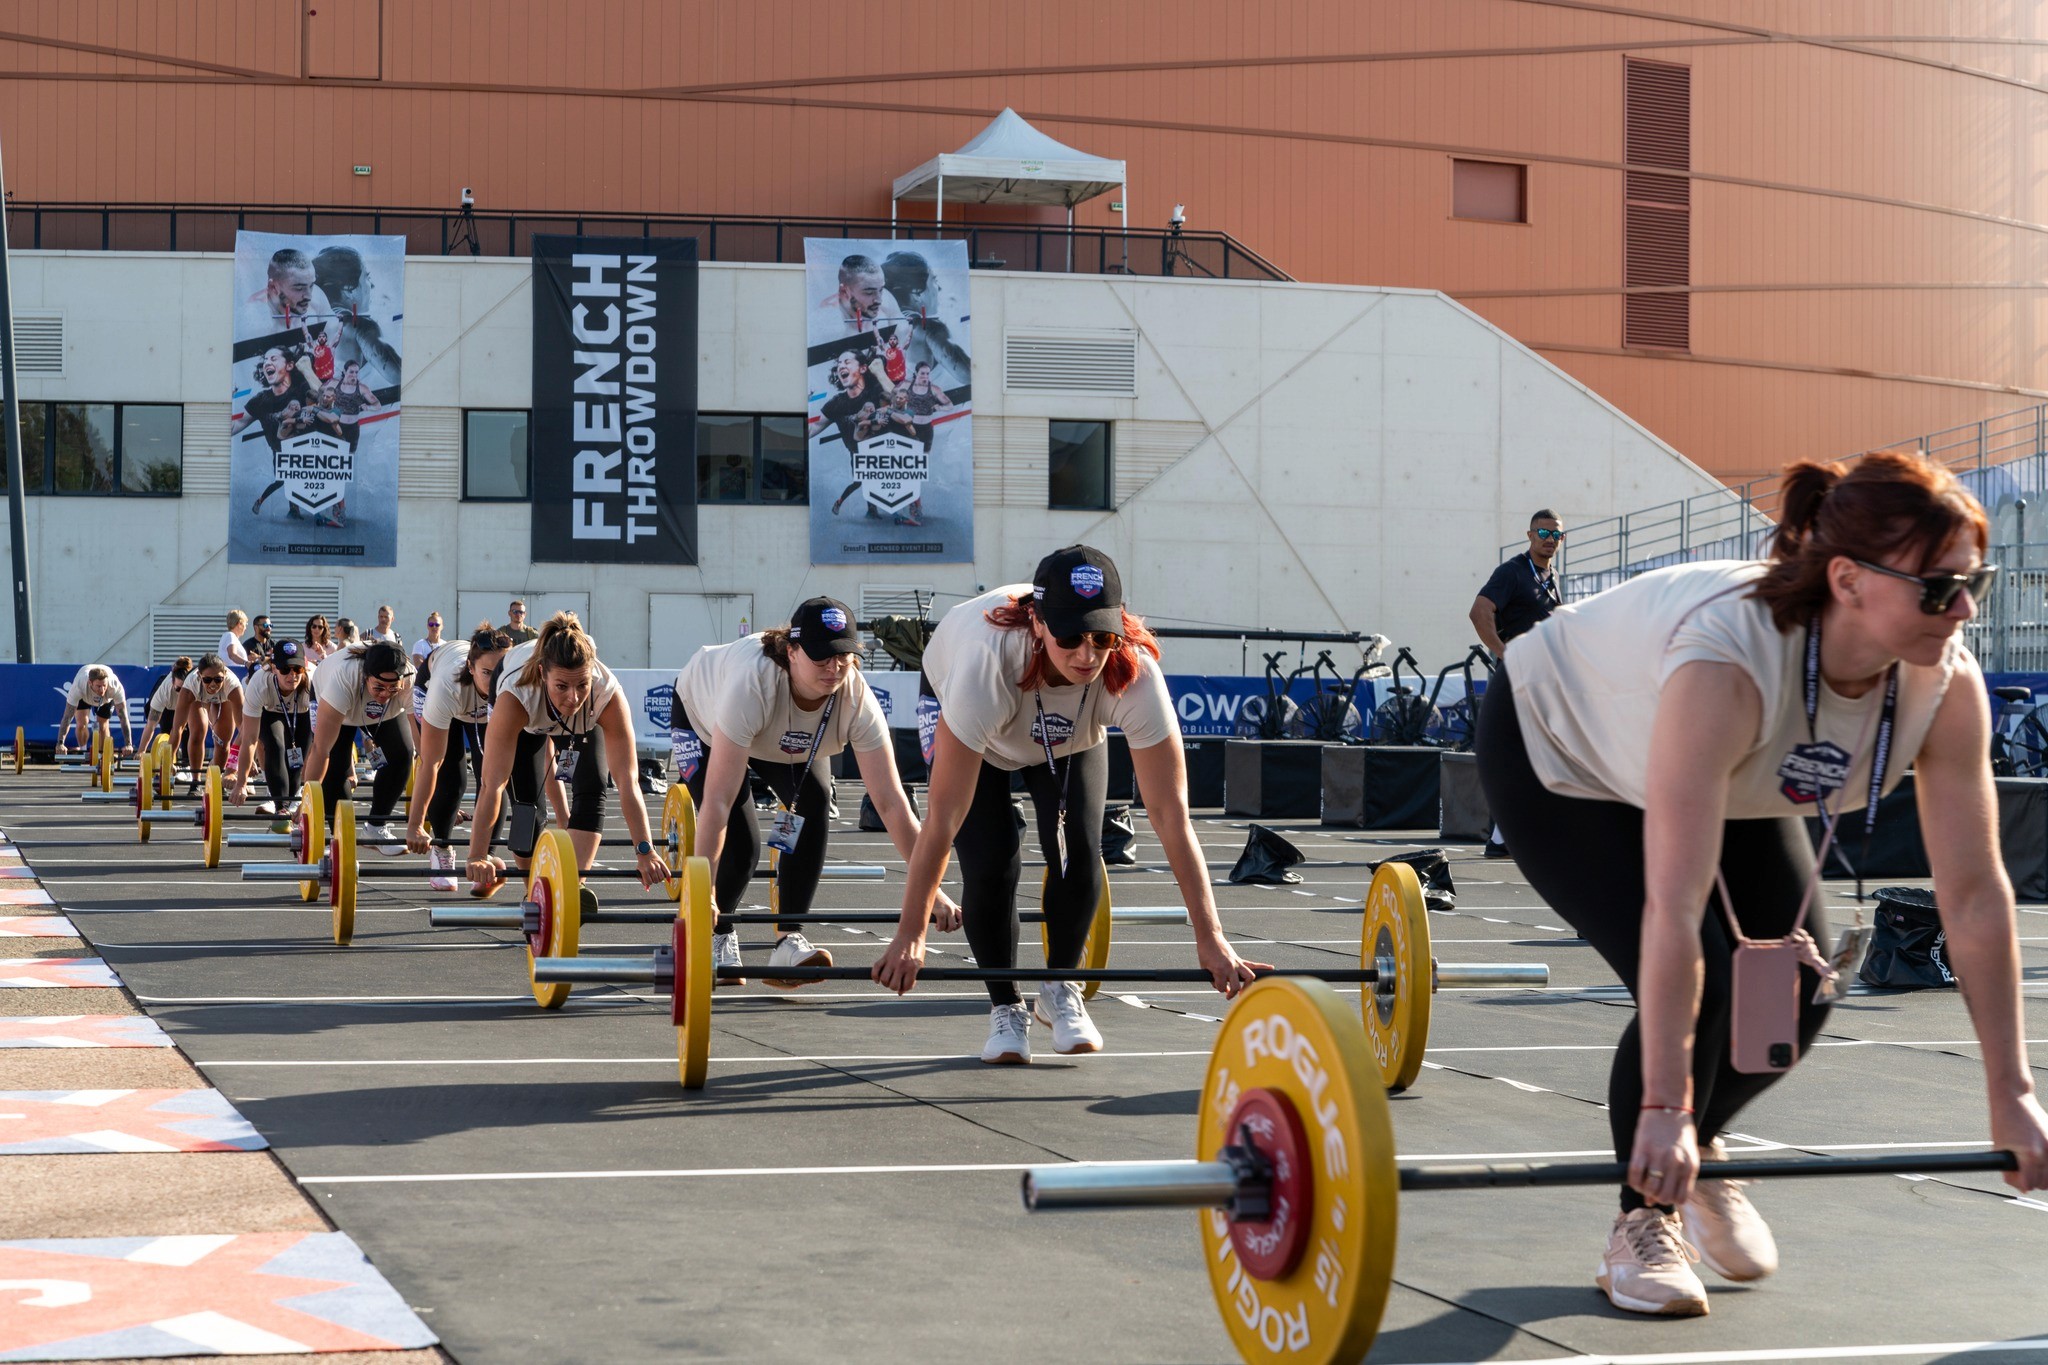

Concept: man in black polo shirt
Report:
left=1469, top=508, right=1564, bottom=857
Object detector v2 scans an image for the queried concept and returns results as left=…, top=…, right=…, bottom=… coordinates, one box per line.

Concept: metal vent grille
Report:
left=150, top=607, right=226, bottom=665
left=1004, top=329, right=1138, bottom=396
left=267, top=579, right=344, bottom=632
left=1624, top=58, right=1691, bottom=351
left=9, top=313, right=63, bottom=376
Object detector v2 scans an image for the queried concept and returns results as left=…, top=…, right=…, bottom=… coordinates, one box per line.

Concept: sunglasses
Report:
left=1533, top=528, right=1566, bottom=542
left=1853, top=560, right=1997, bottom=615
left=1053, top=631, right=1123, bottom=651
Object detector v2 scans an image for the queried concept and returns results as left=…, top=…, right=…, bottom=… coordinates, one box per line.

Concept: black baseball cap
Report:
left=788, top=597, right=861, bottom=661
left=1032, top=545, right=1124, bottom=637
left=273, top=641, right=303, bottom=669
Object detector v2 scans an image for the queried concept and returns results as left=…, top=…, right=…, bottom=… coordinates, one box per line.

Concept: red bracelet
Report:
left=1640, top=1103, right=1695, bottom=1116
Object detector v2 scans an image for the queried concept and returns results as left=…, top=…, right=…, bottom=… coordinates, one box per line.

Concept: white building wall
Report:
left=0, top=250, right=1724, bottom=674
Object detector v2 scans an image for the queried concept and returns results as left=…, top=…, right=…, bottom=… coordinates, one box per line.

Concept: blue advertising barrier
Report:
left=0, top=664, right=183, bottom=747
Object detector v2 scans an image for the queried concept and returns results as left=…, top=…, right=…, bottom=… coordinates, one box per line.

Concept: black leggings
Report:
left=681, top=736, right=833, bottom=934
left=1475, top=669, right=1832, bottom=1210
left=320, top=716, right=413, bottom=822
left=424, top=721, right=485, bottom=841
left=256, top=709, right=310, bottom=806
left=954, top=744, right=1108, bottom=1006
left=510, top=728, right=609, bottom=834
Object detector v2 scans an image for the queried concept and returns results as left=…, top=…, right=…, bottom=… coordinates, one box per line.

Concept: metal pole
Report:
left=0, top=133, right=36, bottom=663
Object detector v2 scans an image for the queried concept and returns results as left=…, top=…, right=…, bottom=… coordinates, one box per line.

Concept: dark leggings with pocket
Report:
left=953, top=743, right=1107, bottom=1007
left=677, top=708, right=834, bottom=936
left=256, top=709, right=311, bottom=807
left=509, top=727, right=609, bottom=835
left=319, top=716, right=413, bottom=821
left=1475, top=668, right=1833, bottom=1210
left=423, top=720, right=486, bottom=841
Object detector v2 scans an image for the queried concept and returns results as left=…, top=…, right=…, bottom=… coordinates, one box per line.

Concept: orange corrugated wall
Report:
left=0, top=0, right=2043, bottom=481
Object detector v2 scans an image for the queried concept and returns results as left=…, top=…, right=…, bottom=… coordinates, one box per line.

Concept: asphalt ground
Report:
left=6, top=765, right=2047, bottom=1363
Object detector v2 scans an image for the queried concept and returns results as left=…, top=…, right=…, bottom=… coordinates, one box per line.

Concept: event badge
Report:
left=766, top=805, right=804, bottom=854
left=1813, top=924, right=1874, bottom=1005
left=555, top=746, right=579, bottom=782
left=285, top=745, right=303, bottom=770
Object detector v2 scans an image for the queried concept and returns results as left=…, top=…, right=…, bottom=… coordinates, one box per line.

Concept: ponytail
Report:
left=1768, top=461, right=1844, bottom=564
left=517, top=611, right=596, bottom=688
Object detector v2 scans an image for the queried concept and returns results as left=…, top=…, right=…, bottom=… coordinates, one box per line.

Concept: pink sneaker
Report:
left=1597, top=1207, right=1709, bottom=1317
left=1683, top=1138, right=1780, bottom=1281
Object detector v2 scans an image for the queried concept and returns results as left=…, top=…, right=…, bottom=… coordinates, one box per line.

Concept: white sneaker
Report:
left=1033, top=980, right=1104, bottom=1054
left=366, top=822, right=406, bottom=856
left=981, top=1003, right=1033, bottom=1065
left=254, top=800, right=277, bottom=816
left=764, top=932, right=832, bottom=990
left=712, top=930, right=745, bottom=987
left=427, top=845, right=457, bottom=893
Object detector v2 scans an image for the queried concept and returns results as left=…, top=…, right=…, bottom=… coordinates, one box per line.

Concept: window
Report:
left=696, top=414, right=809, bottom=506
left=463, top=410, right=530, bottom=500
left=1452, top=159, right=1527, bottom=224
left=2, top=402, right=179, bottom=495
left=1049, top=421, right=1114, bottom=510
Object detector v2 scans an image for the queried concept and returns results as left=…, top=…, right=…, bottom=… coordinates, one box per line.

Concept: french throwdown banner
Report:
left=530, top=235, right=698, bottom=564
left=805, top=239, right=973, bottom=563
left=228, top=232, right=403, bottom=566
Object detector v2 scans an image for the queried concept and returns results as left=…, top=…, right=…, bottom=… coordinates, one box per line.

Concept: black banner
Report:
left=530, top=235, right=698, bottom=564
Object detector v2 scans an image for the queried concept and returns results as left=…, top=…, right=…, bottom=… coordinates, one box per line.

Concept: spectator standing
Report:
left=304, top=615, right=336, bottom=664
left=369, top=604, right=400, bottom=645
left=411, top=613, right=445, bottom=670
left=219, top=611, right=252, bottom=669
left=335, top=617, right=362, bottom=647
left=1469, top=508, right=1565, bottom=858
left=244, top=614, right=274, bottom=665
left=503, top=599, right=539, bottom=645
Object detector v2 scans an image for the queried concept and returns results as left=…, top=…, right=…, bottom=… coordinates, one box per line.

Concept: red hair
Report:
left=1752, top=450, right=1990, bottom=631
left=984, top=594, right=1162, bottom=694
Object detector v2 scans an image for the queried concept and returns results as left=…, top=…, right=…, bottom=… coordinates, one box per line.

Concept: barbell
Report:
left=528, top=854, right=1547, bottom=1090
left=1013, top=974, right=2018, bottom=1365
left=9, top=725, right=22, bottom=775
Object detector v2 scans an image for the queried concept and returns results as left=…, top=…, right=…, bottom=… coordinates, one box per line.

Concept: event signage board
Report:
left=804, top=239, right=973, bottom=563
left=530, top=235, right=699, bottom=565
left=228, top=232, right=404, bottom=566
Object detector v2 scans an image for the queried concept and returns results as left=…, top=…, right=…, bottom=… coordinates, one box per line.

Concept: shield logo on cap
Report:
left=821, top=607, right=848, bottom=631
left=1070, top=565, right=1105, bottom=599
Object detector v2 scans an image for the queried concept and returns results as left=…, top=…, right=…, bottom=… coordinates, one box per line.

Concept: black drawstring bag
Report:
left=1102, top=805, right=1139, bottom=866
left=1856, top=887, right=1956, bottom=990
left=1229, top=825, right=1305, bottom=885
left=1367, top=848, right=1456, bottom=912
left=858, top=788, right=918, bottom=832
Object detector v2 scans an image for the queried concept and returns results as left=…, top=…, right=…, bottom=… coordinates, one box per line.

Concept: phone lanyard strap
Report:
left=790, top=692, right=838, bottom=788
left=1803, top=615, right=1898, bottom=901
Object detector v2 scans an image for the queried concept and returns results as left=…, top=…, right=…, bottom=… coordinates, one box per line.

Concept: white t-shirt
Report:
left=496, top=639, right=622, bottom=736
left=920, top=585, right=1179, bottom=771
left=242, top=667, right=313, bottom=718
left=673, top=635, right=890, bottom=765
left=65, top=666, right=126, bottom=711
left=422, top=641, right=494, bottom=730
left=1504, top=560, right=1963, bottom=819
left=147, top=672, right=182, bottom=715
left=411, top=636, right=439, bottom=664
left=181, top=668, right=242, bottom=712
left=218, top=631, right=250, bottom=666
left=312, top=647, right=415, bottom=727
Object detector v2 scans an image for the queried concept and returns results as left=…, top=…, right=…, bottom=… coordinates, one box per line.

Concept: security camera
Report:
left=1169, top=203, right=1186, bottom=228
left=460, top=187, right=475, bottom=209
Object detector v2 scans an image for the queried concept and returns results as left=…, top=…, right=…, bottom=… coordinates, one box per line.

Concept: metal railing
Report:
left=1, top=202, right=1290, bottom=281
left=1506, top=403, right=2048, bottom=602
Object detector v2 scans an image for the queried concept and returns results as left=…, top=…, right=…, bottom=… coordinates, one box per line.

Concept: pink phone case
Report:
left=1729, top=941, right=1803, bottom=1074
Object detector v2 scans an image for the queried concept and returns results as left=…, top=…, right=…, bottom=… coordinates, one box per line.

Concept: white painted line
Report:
left=201, top=1049, right=1218, bottom=1067
left=1456, top=1339, right=2048, bottom=1364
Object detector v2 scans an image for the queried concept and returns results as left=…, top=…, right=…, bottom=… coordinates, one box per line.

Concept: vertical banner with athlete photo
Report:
left=530, top=234, right=699, bottom=565
left=227, top=231, right=403, bottom=566
left=805, top=239, right=973, bottom=564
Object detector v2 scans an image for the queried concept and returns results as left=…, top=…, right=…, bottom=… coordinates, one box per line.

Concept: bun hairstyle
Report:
left=1752, top=450, right=1990, bottom=631
left=171, top=656, right=193, bottom=679
left=468, top=621, right=514, bottom=655
left=517, top=611, right=597, bottom=687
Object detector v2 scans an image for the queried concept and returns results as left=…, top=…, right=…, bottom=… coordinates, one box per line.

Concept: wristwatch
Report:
left=635, top=840, right=654, bottom=856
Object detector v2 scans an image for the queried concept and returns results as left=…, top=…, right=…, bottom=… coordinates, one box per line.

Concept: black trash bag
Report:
left=1229, top=824, right=1305, bottom=885
left=1102, top=804, right=1139, bottom=866
left=1367, top=848, right=1456, bottom=911
left=638, top=758, right=669, bottom=798
left=1857, top=887, right=1956, bottom=990
left=859, top=788, right=917, bottom=832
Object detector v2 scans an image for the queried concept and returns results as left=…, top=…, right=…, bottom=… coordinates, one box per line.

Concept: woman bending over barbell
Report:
left=302, top=640, right=415, bottom=848
left=405, top=623, right=512, bottom=891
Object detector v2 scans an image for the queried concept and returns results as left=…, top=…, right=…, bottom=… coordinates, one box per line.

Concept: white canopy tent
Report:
left=891, top=108, right=1127, bottom=247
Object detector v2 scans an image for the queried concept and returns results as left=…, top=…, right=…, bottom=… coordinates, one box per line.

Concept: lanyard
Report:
left=788, top=691, right=837, bottom=788
left=544, top=691, right=592, bottom=737
left=1803, top=614, right=1898, bottom=900
left=1527, top=553, right=1559, bottom=606
left=1033, top=683, right=1089, bottom=877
